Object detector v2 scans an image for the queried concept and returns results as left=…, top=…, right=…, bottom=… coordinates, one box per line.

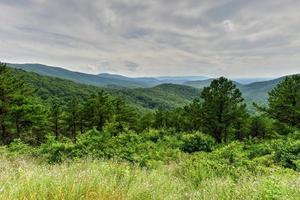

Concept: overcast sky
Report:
left=0, top=0, right=300, bottom=77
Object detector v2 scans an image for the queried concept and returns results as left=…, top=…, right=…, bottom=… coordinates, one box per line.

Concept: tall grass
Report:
left=0, top=154, right=299, bottom=200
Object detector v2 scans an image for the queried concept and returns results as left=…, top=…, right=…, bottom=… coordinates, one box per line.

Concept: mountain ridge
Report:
left=7, top=63, right=298, bottom=107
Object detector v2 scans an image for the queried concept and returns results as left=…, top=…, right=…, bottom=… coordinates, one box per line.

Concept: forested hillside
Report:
left=8, top=63, right=207, bottom=88
left=8, top=63, right=155, bottom=88
left=8, top=63, right=289, bottom=107
left=1, top=62, right=299, bottom=199
left=9, top=68, right=199, bottom=111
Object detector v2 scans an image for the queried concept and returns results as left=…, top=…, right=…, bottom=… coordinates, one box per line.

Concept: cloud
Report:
left=223, top=20, right=235, bottom=32
left=0, top=0, right=300, bottom=77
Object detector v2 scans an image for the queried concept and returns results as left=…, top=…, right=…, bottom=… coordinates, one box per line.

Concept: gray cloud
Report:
left=0, top=0, right=300, bottom=77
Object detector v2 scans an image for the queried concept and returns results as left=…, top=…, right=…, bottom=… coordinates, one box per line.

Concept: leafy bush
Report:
left=7, top=139, right=34, bottom=156
left=75, top=128, right=110, bottom=157
left=104, top=130, right=181, bottom=168
left=181, top=132, right=215, bottom=153
left=39, top=135, right=77, bottom=163
left=246, top=140, right=275, bottom=159
left=274, top=140, right=300, bottom=171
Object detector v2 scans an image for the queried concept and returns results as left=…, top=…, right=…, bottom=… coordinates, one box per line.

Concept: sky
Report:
left=0, top=0, right=300, bottom=78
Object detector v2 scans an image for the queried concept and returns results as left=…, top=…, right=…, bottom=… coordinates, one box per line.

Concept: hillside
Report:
left=8, top=63, right=208, bottom=88
left=8, top=63, right=293, bottom=107
left=119, top=84, right=200, bottom=109
left=9, top=68, right=198, bottom=110
left=8, top=63, right=155, bottom=88
left=239, top=77, right=284, bottom=104
left=184, top=79, right=243, bottom=88
left=184, top=77, right=286, bottom=105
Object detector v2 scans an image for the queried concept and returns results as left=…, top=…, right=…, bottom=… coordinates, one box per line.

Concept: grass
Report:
left=0, top=152, right=299, bottom=200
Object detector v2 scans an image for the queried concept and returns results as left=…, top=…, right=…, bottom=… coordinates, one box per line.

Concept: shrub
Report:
left=274, top=140, right=300, bottom=171
left=75, top=128, right=109, bottom=157
left=38, top=135, right=77, bottom=163
left=104, top=131, right=181, bottom=168
left=246, top=140, right=275, bottom=159
left=7, top=139, right=34, bottom=156
left=181, top=132, right=215, bottom=153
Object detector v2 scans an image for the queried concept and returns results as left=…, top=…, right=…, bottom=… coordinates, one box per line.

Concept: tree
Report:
left=111, top=97, right=138, bottom=133
left=153, top=107, right=168, bottom=129
left=138, top=112, right=154, bottom=131
left=0, top=63, right=15, bottom=144
left=49, top=98, right=63, bottom=139
left=82, top=91, right=113, bottom=131
left=200, top=77, right=247, bottom=143
left=256, top=75, right=300, bottom=128
left=249, top=116, right=268, bottom=139
left=0, top=63, right=47, bottom=144
left=64, top=97, right=80, bottom=141
left=10, top=94, right=35, bottom=138
left=184, top=99, right=203, bottom=131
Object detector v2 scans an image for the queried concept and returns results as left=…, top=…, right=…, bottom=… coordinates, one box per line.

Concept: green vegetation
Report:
left=1, top=136, right=299, bottom=200
left=8, top=63, right=157, bottom=88
left=184, top=77, right=285, bottom=105
left=1, top=62, right=300, bottom=199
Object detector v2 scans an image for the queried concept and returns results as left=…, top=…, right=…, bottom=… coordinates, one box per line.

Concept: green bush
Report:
left=181, top=132, right=215, bottom=153
left=38, top=135, right=77, bottom=163
left=75, top=128, right=110, bottom=157
left=7, top=139, right=34, bottom=156
left=104, top=130, right=181, bottom=168
left=246, top=140, right=275, bottom=159
left=274, top=140, right=300, bottom=171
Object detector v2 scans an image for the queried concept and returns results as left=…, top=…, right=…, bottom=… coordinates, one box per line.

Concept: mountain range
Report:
left=8, top=63, right=208, bottom=88
left=7, top=63, right=291, bottom=109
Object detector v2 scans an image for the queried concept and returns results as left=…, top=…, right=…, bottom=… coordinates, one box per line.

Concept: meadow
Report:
left=0, top=137, right=299, bottom=200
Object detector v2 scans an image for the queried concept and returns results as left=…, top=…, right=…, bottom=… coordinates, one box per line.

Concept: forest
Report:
left=0, top=62, right=299, bottom=199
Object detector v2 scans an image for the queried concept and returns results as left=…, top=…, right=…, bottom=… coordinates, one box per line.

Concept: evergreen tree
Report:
left=138, top=112, right=154, bottom=131
left=111, top=97, right=137, bottom=132
left=200, top=77, right=247, bottom=143
left=0, top=63, right=45, bottom=144
left=49, top=98, right=63, bottom=139
left=84, top=91, right=112, bottom=131
left=10, top=94, right=35, bottom=138
left=249, top=116, right=268, bottom=139
left=64, top=97, right=80, bottom=141
left=153, top=107, right=168, bottom=129
left=0, top=63, right=15, bottom=144
left=256, top=75, right=300, bottom=128
left=184, top=99, right=203, bottom=131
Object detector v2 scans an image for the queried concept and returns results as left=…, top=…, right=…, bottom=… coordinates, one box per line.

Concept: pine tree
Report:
left=64, top=97, right=80, bottom=141
left=49, top=98, right=62, bottom=139
left=0, top=63, right=14, bottom=144
left=200, top=77, right=247, bottom=143
left=256, top=75, right=300, bottom=128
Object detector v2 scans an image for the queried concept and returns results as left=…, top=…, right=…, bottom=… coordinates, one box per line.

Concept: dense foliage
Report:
left=1, top=62, right=300, bottom=199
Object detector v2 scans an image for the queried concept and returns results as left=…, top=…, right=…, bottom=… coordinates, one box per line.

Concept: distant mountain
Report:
left=184, top=79, right=243, bottom=88
left=239, top=77, right=284, bottom=104
left=184, top=77, right=285, bottom=105
left=156, top=76, right=208, bottom=84
left=232, top=78, right=274, bottom=84
left=7, top=63, right=294, bottom=108
left=8, top=67, right=200, bottom=110
left=7, top=63, right=208, bottom=88
left=97, top=73, right=161, bottom=87
left=183, top=79, right=214, bottom=88
left=8, top=63, right=155, bottom=88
